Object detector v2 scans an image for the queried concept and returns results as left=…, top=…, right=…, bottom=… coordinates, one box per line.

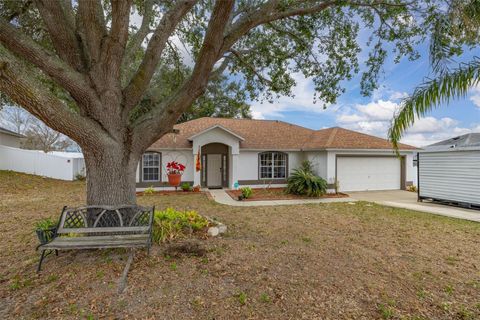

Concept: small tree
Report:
left=0, top=1, right=442, bottom=205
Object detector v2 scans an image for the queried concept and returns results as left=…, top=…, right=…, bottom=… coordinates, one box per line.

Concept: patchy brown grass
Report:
left=1, top=171, right=479, bottom=319
left=226, top=187, right=348, bottom=201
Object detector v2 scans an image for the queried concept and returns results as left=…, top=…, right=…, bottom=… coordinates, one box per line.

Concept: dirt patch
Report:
left=1, top=171, right=479, bottom=319
left=226, top=187, right=348, bottom=201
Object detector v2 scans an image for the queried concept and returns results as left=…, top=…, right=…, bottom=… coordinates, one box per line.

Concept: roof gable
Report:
left=187, top=125, right=245, bottom=141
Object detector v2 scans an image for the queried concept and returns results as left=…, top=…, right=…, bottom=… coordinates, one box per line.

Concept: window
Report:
left=142, top=152, right=161, bottom=182
left=259, top=152, right=287, bottom=179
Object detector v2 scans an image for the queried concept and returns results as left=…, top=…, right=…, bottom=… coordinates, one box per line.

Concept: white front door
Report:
left=207, top=154, right=222, bottom=188
left=336, top=156, right=401, bottom=192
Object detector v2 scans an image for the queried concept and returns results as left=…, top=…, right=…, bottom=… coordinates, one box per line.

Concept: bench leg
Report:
left=55, top=249, right=58, bottom=256
left=37, top=250, right=46, bottom=272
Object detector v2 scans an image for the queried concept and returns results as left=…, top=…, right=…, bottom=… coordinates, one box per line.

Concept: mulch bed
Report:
left=225, top=187, right=348, bottom=201
left=136, top=190, right=204, bottom=196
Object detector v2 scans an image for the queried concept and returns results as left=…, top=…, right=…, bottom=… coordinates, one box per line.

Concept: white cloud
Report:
left=336, top=99, right=478, bottom=147
left=250, top=73, right=335, bottom=119
left=469, top=85, right=480, bottom=108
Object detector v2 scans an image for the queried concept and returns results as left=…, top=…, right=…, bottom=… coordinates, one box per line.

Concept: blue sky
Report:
left=249, top=44, right=480, bottom=147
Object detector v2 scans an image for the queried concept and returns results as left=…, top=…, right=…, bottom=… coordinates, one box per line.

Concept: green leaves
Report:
left=286, top=161, right=327, bottom=197
left=389, top=59, right=480, bottom=149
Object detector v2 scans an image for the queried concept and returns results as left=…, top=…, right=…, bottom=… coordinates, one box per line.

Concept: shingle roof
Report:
left=0, top=126, right=25, bottom=138
left=149, top=117, right=417, bottom=151
left=423, top=133, right=480, bottom=151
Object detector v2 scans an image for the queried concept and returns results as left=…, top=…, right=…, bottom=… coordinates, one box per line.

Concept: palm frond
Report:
left=389, top=58, right=480, bottom=149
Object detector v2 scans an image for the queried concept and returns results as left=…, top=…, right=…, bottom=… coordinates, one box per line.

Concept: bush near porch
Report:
left=1, top=170, right=479, bottom=319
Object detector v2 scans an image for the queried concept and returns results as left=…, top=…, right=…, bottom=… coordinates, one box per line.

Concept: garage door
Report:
left=336, top=157, right=401, bottom=192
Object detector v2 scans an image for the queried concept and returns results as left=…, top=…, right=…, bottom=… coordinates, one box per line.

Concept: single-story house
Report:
left=0, top=126, right=25, bottom=148
left=136, top=117, right=417, bottom=192
left=418, top=133, right=480, bottom=208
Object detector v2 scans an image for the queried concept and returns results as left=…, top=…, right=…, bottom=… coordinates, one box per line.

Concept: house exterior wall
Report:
left=0, top=132, right=22, bottom=148
left=418, top=150, right=480, bottom=206
left=324, top=150, right=415, bottom=191
left=135, top=146, right=415, bottom=191
left=304, top=151, right=328, bottom=179
left=236, top=150, right=304, bottom=187
left=136, top=149, right=194, bottom=188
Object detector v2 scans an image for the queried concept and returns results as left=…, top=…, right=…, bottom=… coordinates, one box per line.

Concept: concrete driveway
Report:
left=349, top=190, right=480, bottom=222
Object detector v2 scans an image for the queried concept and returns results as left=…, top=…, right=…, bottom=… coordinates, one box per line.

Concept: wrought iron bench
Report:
left=37, top=205, right=154, bottom=272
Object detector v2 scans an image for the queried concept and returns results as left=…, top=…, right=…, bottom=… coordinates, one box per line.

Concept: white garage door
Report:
left=337, top=157, right=401, bottom=192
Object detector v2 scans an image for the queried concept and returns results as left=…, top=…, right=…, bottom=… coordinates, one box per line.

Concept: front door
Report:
left=207, top=154, right=222, bottom=188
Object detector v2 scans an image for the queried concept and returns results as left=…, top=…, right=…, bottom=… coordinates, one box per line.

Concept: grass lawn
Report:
left=1, top=171, right=479, bottom=319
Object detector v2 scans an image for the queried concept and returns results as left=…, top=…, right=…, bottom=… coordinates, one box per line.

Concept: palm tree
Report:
left=389, top=0, right=480, bottom=149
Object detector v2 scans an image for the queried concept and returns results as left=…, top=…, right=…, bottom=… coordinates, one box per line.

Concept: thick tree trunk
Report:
left=83, top=147, right=139, bottom=206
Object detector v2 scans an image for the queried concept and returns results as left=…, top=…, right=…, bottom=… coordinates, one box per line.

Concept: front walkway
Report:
left=350, top=190, right=480, bottom=223
left=208, top=189, right=355, bottom=207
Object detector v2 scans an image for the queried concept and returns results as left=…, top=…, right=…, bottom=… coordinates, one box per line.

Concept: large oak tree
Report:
left=0, top=0, right=440, bottom=205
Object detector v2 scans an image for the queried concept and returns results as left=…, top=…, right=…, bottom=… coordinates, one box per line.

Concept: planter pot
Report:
left=193, top=186, right=201, bottom=192
left=167, top=174, right=182, bottom=187
left=36, top=227, right=56, bottom=245
left=182, top=188, right=190, bottom=192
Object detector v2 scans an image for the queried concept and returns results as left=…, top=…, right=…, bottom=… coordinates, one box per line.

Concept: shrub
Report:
left=240, top=187, right=253, bottom=199
left=75, top=172, right=86, bottom=181
left=34, top=217, right=57, bottom=231
left=286, top=161, right=327, bottom=197
left=143, top=186, right=155, bottom=195
left=406, top=185, right=417, bottom=192
left=181, top=182, right=191, bottom=191
left=152, top=208, right=209, bottom=243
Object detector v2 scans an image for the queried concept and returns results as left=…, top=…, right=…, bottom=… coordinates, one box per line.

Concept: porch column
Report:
left=230, top=153, right=239, bottom=189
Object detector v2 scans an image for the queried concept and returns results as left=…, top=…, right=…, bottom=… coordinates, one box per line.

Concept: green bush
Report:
left=181, top=182, right=191, bottom=191
left=286, top=161, right=327, bottom=197
left=240, top=187, right=253, bottom=199
left=34, top=217, right=57, bottom=231
left=152, top=208, right=209, bottom=243
left=143, top=186, right=155, bottom=195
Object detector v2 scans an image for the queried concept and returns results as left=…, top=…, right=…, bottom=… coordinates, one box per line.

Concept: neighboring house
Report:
left=136, top=117, right=417, bottom=192
left=418, top=133, right=480, bottom=208
left=0, top=126, right=25, bottom=148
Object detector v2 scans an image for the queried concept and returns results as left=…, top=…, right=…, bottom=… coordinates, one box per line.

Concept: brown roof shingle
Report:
left=149, top=117, right=417, bottom=151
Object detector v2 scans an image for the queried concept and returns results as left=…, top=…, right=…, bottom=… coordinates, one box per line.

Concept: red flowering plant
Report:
left=166, top=161, right=186, bottom=175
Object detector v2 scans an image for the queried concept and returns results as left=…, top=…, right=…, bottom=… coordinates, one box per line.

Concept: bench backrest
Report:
left=56, top=205, right=154, bottom=235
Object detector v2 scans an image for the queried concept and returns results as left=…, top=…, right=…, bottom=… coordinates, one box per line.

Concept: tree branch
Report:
left=123, top=0, right=197, bottom=113
left=0, top=51, right=110, bottom=148
left=102, top=0, right=131, bottom=78
left=34, top=0, right=85, bottom=71
left=0, top=19, right=101, bottom=112
left=76, top=0, right=107, bottom=66
left=132, top=0, right=235, bottom=153
left=123, top=0, right=155, bottom=66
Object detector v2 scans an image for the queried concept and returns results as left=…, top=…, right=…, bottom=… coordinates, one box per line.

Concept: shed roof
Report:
left=423, top=133, right=480, bottom=152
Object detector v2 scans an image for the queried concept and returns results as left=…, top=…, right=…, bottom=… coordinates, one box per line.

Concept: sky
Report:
left=249, top=45, right=480, bottom=148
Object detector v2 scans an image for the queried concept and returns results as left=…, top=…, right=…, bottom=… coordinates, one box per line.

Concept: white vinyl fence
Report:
left=0, top=145, right=85, bottom=181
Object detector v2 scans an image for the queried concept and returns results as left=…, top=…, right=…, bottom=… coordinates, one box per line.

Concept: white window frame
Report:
left=142, top=152, right=161, bottom=182
left=259, top=151, right=287, bottom=179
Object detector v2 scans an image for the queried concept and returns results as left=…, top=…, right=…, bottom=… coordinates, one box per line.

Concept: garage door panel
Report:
left=337, top=157, right=401, bottom=192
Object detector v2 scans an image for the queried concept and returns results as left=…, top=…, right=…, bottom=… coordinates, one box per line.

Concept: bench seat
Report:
left=36, top=205, right=154, bottom=272
left=40, top=234, right=150, bottom=250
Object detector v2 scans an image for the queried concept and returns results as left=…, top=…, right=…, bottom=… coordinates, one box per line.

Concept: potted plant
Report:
left=192, top=185, right=201, bottom=192
left=166, top=161, right=186, bottom=187
left=181, top=182, right=191, bottom=192
left=35, top=217, right=58, bottom=245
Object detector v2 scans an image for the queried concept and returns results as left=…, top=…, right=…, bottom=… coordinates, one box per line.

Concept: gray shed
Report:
left=418, top=133, right=480, bottom=209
